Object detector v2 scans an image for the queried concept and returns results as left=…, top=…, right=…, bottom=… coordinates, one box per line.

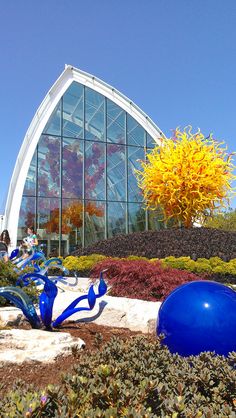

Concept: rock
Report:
left=53, top=289, right=161, bottom=333
left=0, top=329, right=85, bottom=364
left=0, top=307, right=24, bottom=327
left=92, top=296, right=161, bottom=334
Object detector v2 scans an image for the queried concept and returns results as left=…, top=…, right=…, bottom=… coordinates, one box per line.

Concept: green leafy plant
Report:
left=1, top=336, right=235, bottom=416
left=63, top=254, right=107, bottom=276
left=204, top=208, right=236, bottom=231
left=0, top=261, right=39, bottom=307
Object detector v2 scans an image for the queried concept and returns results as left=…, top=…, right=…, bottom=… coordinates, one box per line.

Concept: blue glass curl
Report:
left=13, top=251, right=46, bottom=270
left=44, top=258, right=62, bottom=266
left=52, top=275, right=107, bottom=327
left=97, top=274, right=107, bottom=296
left=0, top=286, right=40, bottom=328
left=38, top=258, right=68, bottom=276
left=10, top=248, right=19, bottom=260
left=22, top=273, right=58, bottom=329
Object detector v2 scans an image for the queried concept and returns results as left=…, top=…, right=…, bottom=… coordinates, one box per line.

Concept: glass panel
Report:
left=62, top=137, right=83, bottom=198
left=43, top=101, right=61, bottom=136
left=127, top=115, right=145, bottom=146
left=128, top=146, right=145, bottom=202
left=38, top=135, right=60, bottom=197
left=85, top=141, right=105, bottom=200
left=23, top=149, right=37, bottom=196
left=17, top=197, right=36, bottom=241
left=148, top=208, right=166, bottom=230
left=147, top=133, right=156, bottom=148
left=62, top=199, right=83, bottom=255
left=85, top=87, right=104, bottom=141
left=128, top=203, right=146, bottom=233
left=107, top=144, right=126, bottom=201
left=63, top=82, right=84, bottom=138
left=108, top=201, right=126, bottom=238
left=85, top=200, right=105, bottom=246
left=37, top=198, right=60, bottom=256
left=107, top=100, right=125, bottom=143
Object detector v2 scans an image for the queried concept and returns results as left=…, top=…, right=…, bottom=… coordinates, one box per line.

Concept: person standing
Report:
left=23, top=226, right=38, bottom=254
left=0, top=230, right=11, bottom=262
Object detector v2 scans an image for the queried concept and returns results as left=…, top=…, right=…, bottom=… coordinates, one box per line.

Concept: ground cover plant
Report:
left=160, top=256, right=236, bottom=285
left=63, top=254, right=236, bottom=285
left=73, top=227, right=236, bottom=260
left=91, top=259, right=203, bottom=301
left=1, top=335, right=235, bottom=417
left=63, top=254, right=106, bottom=276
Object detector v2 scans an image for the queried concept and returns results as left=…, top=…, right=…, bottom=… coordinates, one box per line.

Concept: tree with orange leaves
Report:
left=136, top=127, right=236, bottom=228
left=45, top=201, right=103, bottom=234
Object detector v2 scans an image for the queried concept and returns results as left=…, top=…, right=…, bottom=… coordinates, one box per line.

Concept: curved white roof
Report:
left=4, top=65, right=163, bottom=246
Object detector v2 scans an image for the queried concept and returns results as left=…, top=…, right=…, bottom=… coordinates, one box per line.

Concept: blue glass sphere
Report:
left=157, top=281, right=236, bottom=356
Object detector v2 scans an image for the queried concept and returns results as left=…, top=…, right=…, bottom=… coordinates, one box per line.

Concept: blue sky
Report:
left=0, top=0, right=236, bottom=212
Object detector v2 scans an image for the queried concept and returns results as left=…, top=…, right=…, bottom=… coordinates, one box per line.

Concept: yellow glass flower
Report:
left=136, top=127, right=236, bottom=228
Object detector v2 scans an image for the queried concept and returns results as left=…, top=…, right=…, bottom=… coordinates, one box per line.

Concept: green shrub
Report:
left=212, top=265, right=230, bottom=275
left=161, top=256, right=191, bottom=270
left=160, top=256, right=235, bottom=275
left=228, top=258, right=236, bottom=267
left=0, top=261, right=39, bottom=307
left=226, top=261, right=236, bottom=275
left=183, top=259, right=198, bottom=271
left=63, top=254, right=236, bottom=279
left=210, top=262, right=236, bottom=276
left=64, top=254, right=236, bottom=282
left=124, top=255, right=149, bottom=261
left=208, top=256, right=226, bottom=268
left=1, top=336, right=235, bottom=416
left=190, top=261, right=213, bottom=274
left=0, top=260, right=19, bottom=283
left=63, top=254, right=107, bottom=274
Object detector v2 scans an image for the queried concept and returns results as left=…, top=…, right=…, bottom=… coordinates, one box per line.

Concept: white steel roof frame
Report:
left=4, top=65, right=163, bottom=247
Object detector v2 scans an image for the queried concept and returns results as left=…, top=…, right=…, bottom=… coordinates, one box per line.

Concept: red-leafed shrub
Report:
left=91, top=259, right=204, bottom=301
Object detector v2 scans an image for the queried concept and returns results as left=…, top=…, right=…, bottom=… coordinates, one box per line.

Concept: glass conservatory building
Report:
left=4, top=65, right=163, bottom=256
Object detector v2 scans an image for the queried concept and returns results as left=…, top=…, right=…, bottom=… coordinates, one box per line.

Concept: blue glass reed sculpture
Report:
left=0, top=272, right=107, bottom=330
left=0, top=286, right=41, bottom=328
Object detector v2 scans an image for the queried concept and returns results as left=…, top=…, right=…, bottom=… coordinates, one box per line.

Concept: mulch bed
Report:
left=0, top=322, right=146, bottom=395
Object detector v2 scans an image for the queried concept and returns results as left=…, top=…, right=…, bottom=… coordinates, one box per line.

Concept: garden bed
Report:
left=73, top=227, right=236, bottom=260
left=0, top=322, right=144, bottom=395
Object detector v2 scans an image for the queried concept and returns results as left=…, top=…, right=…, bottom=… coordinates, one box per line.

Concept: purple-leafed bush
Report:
left=73, top=227, right=236, bottom=261
left=91, top=259, right=203, bottom=301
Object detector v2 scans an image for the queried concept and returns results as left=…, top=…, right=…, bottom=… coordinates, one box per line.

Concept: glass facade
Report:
left=18, top=81, right=161, bottom=255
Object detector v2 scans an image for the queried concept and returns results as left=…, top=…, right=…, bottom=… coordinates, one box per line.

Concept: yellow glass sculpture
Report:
left=137, top=127, right=235, bottom=228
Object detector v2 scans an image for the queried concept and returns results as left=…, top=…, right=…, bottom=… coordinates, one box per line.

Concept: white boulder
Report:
left=0, top=329, right=85, bottom=364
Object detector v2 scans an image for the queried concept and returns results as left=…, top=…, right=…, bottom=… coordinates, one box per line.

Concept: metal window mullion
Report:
left=145, top=130, right=149, bottom=231
left=125, top=113, right=128, bottom=234
left=104, top=97, right=108, bottom=239
left=82, top=86, right=85, bottom=247
left=36, top=144, right=39, bottom=232
left=59, top=98, right=63, bottom=256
